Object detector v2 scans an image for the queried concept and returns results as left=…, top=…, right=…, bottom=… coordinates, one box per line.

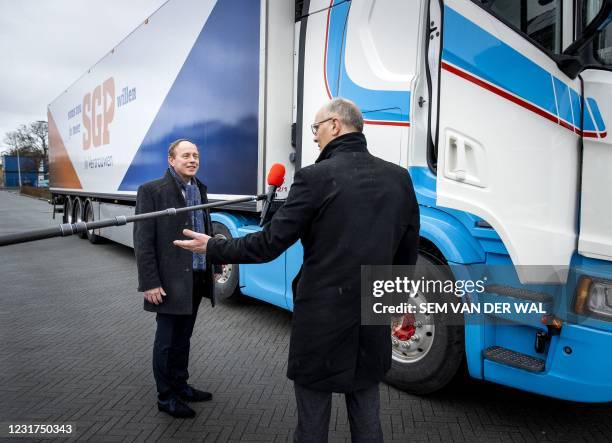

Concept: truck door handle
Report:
left=453, top=138, right=467, bottom=181
left=444, top=131, right=487, bottom=188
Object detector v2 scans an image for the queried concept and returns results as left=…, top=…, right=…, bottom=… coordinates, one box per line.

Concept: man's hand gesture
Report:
left=174, top=229, right=210, bottom=254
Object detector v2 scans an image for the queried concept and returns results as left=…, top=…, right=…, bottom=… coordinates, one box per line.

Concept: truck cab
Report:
left=247, top=0, right=612, bottom=401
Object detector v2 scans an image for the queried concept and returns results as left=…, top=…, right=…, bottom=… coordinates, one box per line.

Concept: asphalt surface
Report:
left=1, top=190, right=612, bottom=442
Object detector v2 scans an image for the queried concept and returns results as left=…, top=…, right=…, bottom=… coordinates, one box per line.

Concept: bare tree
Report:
left=29, top=121, right=48, bottom=160
left=3, top=131, right=21, bottom=153
left=3, top=121, right=47, bottom=162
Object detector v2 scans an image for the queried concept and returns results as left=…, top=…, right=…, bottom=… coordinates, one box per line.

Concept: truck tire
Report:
left=84, top=200, right=102, bottom=244
left=212, top=222, right=241, bottom=301
left=73, top=197, right=87, bottom=239
left=63, top=197, right=73, bottom=224
left=384, top=253, right=465, bottom=395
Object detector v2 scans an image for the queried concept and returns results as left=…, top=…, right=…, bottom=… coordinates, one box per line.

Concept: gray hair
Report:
left=168, top=138, right=195, bottom=158
left=325, top=97, right=363, bottom=133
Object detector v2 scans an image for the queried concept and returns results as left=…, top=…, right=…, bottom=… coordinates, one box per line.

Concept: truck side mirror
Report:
left=555, top=0, right=612, bottom=78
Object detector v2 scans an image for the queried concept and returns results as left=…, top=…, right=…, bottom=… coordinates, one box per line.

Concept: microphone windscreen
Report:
left=267, top=163, right=286, bottom=187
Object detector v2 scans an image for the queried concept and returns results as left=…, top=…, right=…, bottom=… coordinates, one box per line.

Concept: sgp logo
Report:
left=82, top=77, right=115, bottom=150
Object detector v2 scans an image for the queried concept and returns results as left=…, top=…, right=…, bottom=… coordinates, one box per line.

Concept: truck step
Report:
left=483, top=346, right=545, bottom=373
left=485, top=285, right=553, bottom=303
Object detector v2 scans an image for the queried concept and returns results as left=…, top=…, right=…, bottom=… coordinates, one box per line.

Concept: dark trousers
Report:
left=293, top=382, right=383, bottom=443
left=152, top=272, right=204, bottom=400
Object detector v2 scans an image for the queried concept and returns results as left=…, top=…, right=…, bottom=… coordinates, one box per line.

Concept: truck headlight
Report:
left=574, top=277, right=612, bottom=320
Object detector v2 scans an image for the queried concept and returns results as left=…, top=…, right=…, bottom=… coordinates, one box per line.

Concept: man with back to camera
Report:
left=134, top=139, right=221, bottom=419
left=174, top=98, right=420, bottom=441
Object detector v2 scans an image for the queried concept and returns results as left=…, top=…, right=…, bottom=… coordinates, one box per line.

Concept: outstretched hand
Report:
left=173, top=229, right=211, bottom=253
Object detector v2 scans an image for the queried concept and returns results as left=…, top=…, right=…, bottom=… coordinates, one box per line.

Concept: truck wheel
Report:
left=212, top=222, right=241, bottom=301
left=63, top=197, right=73, bottom=224
left=84, top=200, right=102, bottom=244
left=384, top=253, right=465, bottom=395
left=73, top=197, right=87, bottom=239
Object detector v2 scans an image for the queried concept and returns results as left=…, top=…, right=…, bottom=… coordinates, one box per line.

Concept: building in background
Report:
left=2, top=155, right=41, bottom=188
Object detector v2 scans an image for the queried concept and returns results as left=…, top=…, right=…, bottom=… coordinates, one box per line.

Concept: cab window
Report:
left=475, top=0, right=562, bottom=52
left=583, top=0, right=612, bottom=66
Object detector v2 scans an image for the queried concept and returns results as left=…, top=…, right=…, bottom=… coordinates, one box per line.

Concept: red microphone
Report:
left=267, top=163, right=286, bottom=187
left=260, top=163, right=286, bottom=226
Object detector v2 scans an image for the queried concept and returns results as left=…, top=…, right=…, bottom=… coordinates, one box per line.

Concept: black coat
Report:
left=134, top=170, right=217, bottom=315
left=207, top=132, right=420, bottom=392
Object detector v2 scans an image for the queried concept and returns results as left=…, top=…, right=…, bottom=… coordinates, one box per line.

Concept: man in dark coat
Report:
left=175, top=99, right=420, bottom=441
left=134, top=139, right=220, bottom=419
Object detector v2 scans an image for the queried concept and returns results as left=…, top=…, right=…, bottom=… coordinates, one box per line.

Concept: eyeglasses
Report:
left=310, top=117, right=334, bottom=135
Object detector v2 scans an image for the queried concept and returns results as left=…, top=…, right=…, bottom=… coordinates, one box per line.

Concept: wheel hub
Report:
left=392, top=313, right=416, bottom=341
left=216, top=263, right=232, bottom=284
left=390, top=301, right=435, bottom=363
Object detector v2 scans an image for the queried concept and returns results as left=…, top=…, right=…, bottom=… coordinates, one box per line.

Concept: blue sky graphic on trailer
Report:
left=119, top=0, right=260, bottom=194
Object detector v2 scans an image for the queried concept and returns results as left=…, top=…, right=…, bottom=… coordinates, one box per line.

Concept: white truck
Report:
left=48, top=0, right=612, bottom=401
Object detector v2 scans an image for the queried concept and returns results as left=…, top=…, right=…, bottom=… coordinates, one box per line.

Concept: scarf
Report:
left=169, top=167, right=206, bottom=271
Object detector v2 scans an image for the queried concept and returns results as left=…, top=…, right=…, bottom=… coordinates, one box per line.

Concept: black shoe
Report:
left=177, top=385, right=213, bottom=402
left=157, top=396, right=196, bottom=418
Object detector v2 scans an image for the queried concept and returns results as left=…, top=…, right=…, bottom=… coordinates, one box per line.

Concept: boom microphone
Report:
left=0, top=195, right=265, bottom=248
left=0, top=164, right=288, bottom=247
left=260, top=163, right=286, bottom=227
left=0, top=163, right=285, bottom=247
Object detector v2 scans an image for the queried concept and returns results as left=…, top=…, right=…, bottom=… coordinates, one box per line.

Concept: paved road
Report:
left=1, top=190, right=611, bottom=442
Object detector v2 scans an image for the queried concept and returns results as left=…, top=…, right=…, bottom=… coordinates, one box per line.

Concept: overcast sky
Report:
left=0, top=0, right=167, bottom=152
